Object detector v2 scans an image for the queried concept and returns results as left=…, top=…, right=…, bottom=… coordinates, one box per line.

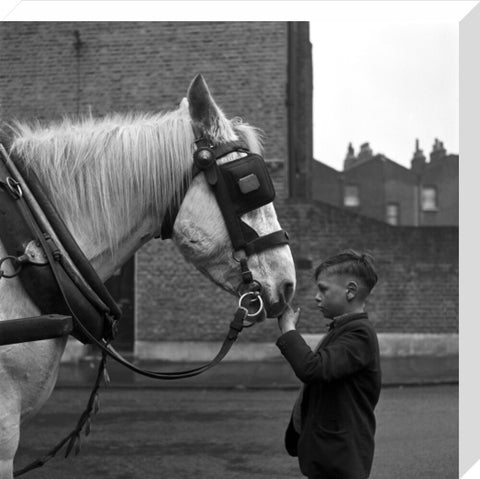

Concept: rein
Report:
left=0, top=147, right=255, bottom=379
left=0, top=127, right=287, bottom=378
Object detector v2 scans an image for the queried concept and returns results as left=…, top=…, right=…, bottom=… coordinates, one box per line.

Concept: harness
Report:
left=0, top=128, right=290, bottom=476
left=0, top=143, right=121, bottom=344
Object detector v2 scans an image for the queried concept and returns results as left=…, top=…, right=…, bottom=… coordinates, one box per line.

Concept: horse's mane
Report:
left=9, top=107, right=195, bottom=250
left=7, top=105, right=263, bottom=252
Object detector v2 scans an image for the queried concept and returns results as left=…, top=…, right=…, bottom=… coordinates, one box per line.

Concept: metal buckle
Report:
left=238, top=291, right=264, bottom=318
left=23, top=240, right=48, bottom=265
left=5, top=177, right=23, bottom=199
left=0, top=255, right=24, bottom=278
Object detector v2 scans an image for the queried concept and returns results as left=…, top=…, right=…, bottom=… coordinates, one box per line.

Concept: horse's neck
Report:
left=13, top=110, right=193, bottom=280
left=40, top=164, right=164, bottom=281
left=74, top=214, right=158, bottom=281
left=30, top=121, right=188, bottom=280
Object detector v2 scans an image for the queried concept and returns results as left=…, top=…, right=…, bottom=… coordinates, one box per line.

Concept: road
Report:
left=14, top=385, right=458, bottom=479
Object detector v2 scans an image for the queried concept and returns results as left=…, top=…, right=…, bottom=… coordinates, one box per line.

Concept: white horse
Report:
left=0, top=74, right=295, bottom=478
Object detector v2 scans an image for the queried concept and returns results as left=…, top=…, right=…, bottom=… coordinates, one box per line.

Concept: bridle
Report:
left=160, top=125, right=290, bottom=304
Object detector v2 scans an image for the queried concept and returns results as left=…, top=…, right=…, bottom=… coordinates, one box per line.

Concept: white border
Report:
left=0, top=1, right=477, bottom=22
left=460, top=2, right=480, bottom=477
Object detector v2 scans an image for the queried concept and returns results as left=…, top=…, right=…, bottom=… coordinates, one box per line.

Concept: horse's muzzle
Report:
left=262, top=280, right=295, bottom=319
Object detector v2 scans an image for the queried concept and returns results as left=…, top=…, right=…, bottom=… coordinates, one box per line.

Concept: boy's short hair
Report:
left=314, top=250, right=378, bottom=292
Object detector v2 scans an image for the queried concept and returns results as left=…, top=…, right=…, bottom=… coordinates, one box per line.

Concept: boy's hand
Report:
left=277, top=306, right=301, bottom=334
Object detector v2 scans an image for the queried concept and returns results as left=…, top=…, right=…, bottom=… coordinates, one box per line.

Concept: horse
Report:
left=0, top=74, right=296, bottom=478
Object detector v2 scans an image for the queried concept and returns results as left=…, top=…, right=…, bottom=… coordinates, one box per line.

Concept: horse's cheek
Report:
left=173, top=223, right=212, bottom=261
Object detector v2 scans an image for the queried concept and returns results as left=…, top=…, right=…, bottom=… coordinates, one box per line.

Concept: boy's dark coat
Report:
left=276, top=313, right=381, bottom=479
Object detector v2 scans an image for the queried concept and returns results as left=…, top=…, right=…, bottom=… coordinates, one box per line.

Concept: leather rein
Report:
left=0, top=127, right=289, bottom=380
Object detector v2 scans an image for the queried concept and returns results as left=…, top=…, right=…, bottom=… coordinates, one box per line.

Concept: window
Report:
left=386, top=203, right=400, bottom=226
left=421, top=186, right=438, bottom=211
left=344, top=185, right=359, bottom=207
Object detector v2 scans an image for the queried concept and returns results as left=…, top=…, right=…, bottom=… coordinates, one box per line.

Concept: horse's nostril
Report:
left=281, top=281, right=295, bottom=304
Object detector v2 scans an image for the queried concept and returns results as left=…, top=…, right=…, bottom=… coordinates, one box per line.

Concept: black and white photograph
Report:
left=0, top=2, right=472, bottom=478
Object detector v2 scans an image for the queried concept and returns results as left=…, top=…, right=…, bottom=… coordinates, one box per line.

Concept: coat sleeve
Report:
left=276, top=327, right=374, bottom=383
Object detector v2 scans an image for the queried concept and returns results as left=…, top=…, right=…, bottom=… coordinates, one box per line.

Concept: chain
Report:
left=13, top=352, right=109, bottom=477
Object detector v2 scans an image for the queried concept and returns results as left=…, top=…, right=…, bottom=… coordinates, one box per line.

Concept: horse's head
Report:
left=169, top=74, right=296, bottom=320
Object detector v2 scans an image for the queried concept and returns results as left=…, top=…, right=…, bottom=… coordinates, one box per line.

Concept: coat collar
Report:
left=327, top=311, right=368, bottom=331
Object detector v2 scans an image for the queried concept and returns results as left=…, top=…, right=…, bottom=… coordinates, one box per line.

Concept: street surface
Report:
left=15, top=385, right=458, bottom=479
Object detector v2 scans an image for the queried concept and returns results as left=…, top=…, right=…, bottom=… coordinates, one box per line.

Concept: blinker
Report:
left=160, top=136, right=289, bottom=258
left=218, top=153, right=275, bottom=216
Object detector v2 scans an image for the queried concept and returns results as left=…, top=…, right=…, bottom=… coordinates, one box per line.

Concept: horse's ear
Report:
left=187, top=74, right=223, bottom=134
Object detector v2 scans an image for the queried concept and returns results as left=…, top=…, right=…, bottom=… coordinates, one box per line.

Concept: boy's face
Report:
left=315, top=271, right=350, bottom=319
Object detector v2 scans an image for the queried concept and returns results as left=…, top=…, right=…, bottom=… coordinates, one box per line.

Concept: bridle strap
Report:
left=244, top=229, right=290, bottom=256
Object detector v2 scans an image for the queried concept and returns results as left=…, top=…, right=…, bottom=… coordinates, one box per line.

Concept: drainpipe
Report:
left=287, top=22, right=313, bottom=199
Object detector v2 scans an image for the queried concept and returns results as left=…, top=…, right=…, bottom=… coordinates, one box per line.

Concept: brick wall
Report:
left=137, top=199, right=458, bottom=343
left=0, top=21, right=288, bottom=161
left=277, top=200, right=458, bottom=335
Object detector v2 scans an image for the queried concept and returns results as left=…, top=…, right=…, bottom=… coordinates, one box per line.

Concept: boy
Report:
left=276, top=250, right=381, bottom=479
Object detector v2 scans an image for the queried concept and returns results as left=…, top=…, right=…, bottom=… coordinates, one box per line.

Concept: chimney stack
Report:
left=411, top=138, right=426, bottom=175
left=430, top=138, right=447, bottom=164
left=357, top=142, right=373, bottom=162
left=343, top=142, right=356, bottom=170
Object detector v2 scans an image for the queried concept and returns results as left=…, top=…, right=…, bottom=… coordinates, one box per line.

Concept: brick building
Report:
left=0, top=22, right=457, bottom=360
left=312, top=139, right=459, bottom=227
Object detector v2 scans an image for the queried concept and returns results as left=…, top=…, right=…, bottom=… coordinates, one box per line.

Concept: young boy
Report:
left=276, top=250, right=381, bottom=479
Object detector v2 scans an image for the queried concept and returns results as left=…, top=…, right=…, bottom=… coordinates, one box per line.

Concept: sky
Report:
left=311, top=19, right=459, bottom=170
left=1, top=1, right=476, bottom=172
left=309, top=2, right=476, bottom=170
